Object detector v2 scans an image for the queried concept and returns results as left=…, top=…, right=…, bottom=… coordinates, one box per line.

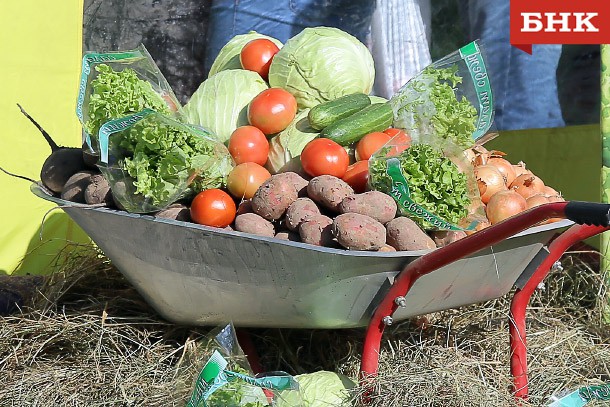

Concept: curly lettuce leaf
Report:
left=391, top=65, right=477, bottom=150
left=369, top=144, right=470, bottom=229
left=118, top=117, right=231, bottom=206
left=85, top=64, right=170, bottom=140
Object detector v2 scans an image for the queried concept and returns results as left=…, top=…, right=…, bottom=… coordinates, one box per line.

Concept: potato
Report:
left=307, top=175, right=354, bottom=212
left=339, top=191, right=397, bottom=224
left=60, top=171, right=95, bottom=203
left=431, top=230, right=468, bottom=248
left=298, top=215, right=334, bottom=246
left=84, top=174, right=113, bottom=205
left=332, top=213, right=385, bottom=251
left=378, top=244, right=397, bottom=252
left=155, top=203, right=191, bottom=222
left=285, top=198, right=321, bottom=231
left=234, top=213, right=275, bottom=237
left=274, top=230, right=301, bottom=242
left=386, top=217, right=436, bottom=251
left=252, top=175, right=299, bottom=220
left=274, top=172, right=309, bottom=197
left=236, top=200, right=253, bottom=215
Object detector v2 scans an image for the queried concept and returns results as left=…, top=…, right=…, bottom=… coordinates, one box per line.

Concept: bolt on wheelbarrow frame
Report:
left=358, top=201, right=610, bottom=402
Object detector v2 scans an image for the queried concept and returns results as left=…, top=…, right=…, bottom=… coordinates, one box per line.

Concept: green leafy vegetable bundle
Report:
left=102, top=112, right=233, bottom=213
left=85, top=64, right=172, bottom=145
left=391, top=65, right=477, bottom=150
left=369, top=143, right=471, bottom=229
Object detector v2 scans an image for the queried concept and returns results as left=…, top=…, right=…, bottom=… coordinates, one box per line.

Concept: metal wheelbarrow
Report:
left=32, top=184, right=610, bottom=402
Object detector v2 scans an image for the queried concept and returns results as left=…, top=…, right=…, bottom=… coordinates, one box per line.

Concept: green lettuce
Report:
left=85, top=64, right=171, bottom=144
left=275, top=371, right=355, bottom=407
left=369, top=143, right=470, bottom=229
left=183, top=70, right=268, bottom=144
left=390, top=65, right=478, bottom=150
left=268, top=27, right=375, bottom=109
left=112, top=115, right=232, bottom=209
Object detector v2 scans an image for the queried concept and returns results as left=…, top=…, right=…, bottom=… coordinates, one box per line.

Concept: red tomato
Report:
left=248, top=88, right=297, bottom=135
left=383, top=128, right=412, bottom=155
left=190, top=189, right=236, bottom=228
left=240, top=39, right=280, bottom=80
left=355, top=132, right=392, bottom=161
left=342, top=160, right=369, bottom=193
left=228, top=126, right=269, bottom=165
left=300, top=138, right=349, bottom=178
left=227, top=162, right=271, bottom=199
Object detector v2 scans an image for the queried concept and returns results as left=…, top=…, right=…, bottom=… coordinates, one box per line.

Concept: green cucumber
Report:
left=321, top=102, right=394, bottom=146
left=308, top=93, right=371, bottom=130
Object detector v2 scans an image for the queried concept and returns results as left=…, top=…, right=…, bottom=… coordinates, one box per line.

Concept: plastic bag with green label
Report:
left=187, top=324, right=303, bottom=407
left=76, top=44, right=182, bottom=155
left=97, top=109, right=233, bottom=213
left=389, top=40, right=495, bottom=150
left=368, top=132, right=485, bottom=231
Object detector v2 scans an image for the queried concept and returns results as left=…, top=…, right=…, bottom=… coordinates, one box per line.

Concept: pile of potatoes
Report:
left=224, top=172, right=439, bottom=252
left=52, top=159, right=452, bottom=252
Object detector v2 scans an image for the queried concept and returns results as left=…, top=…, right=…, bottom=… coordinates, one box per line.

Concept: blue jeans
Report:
left=459, top=0, right=565, bottom=130
left=204, top=0, right=376, bottom=75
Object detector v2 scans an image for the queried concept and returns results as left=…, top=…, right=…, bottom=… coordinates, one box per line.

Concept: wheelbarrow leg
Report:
left=509, top=224, right=609, bottom=400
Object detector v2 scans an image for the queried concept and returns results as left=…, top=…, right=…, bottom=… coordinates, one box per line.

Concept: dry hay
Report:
left=0, top=244, right=609, bottom=406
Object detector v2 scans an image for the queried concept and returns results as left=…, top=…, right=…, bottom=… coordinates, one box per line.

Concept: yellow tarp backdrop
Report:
left=0, top=0, right=90, bottom=275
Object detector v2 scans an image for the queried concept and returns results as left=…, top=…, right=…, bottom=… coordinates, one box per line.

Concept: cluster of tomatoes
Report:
left=190, top=38, right=411, bottom=229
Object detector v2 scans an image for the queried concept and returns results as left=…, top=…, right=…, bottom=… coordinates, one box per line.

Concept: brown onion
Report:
left=510, top=174, right=545, bottom=199
left=542, top=185, right=560, bottom=198
left=512, top=162, right=531, bottom=178
left=475, top=165, right=507, bottom=204
left=486, top=190, right=527, bottom=224
left=487, top=157, right=517, bottom=186
left=526, top=194, right=549, bottom=210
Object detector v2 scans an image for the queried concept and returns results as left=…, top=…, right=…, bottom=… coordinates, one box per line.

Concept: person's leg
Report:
left=459, top=0, right=564, bottom=130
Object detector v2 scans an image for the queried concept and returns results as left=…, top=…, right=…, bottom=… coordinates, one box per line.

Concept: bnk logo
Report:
left=510, top=0, right=609, bottom=53
left=521, top=12, right=599, bottom=33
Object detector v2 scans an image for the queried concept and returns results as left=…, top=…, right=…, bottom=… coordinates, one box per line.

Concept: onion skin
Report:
left=486, top=190, right=527, bottom=224
left=510, top=174, right=545, bottom=200
left=488, top=157, right=516, bottom=186
left=542, top=185, right=560, bottom=198
left=475, top=164, right=507, bottom=204
left=512, top=162, right=531, bottom=178
left=526, top=194, right=549, bottom=209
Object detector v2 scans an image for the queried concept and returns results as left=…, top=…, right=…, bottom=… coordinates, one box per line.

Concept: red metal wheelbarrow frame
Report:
left=358, top=201, right=610, bottom=402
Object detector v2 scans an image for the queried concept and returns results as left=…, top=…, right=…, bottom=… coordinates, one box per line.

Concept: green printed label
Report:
left=98, top=109, right=155, bottom=163
left=459, top=41, right=494, bottom=141
left=76, top=50, right=143, bottom=135
left=187, top=350, right=230, bottom=407
left=386, top=159, right=472, bottom=231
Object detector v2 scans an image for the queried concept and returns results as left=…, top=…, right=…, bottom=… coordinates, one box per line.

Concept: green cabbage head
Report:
left=275, top=371, right=355, bottom=407
left=268, top=27, right=375, bottom=109
left=183, top=69, right=268, bottom=144
left=209, top=31, right=283, bottom=77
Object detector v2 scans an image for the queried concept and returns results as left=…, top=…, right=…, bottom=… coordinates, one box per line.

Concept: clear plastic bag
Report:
left=97, top=109, right=232, bottom=213
left=187, top=324, right=303, bottom=407
left=76, top=44, right=182, bottom=155
left=368, top=131, right=485, bottom=231
left=389, top=40, right=495, bottom=150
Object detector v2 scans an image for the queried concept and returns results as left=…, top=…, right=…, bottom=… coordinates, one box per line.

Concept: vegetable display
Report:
left=35, top=33, right=564, bottom=252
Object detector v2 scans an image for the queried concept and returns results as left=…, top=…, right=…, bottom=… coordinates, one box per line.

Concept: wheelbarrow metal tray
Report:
left=32, top=185, right=570, bottom=329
